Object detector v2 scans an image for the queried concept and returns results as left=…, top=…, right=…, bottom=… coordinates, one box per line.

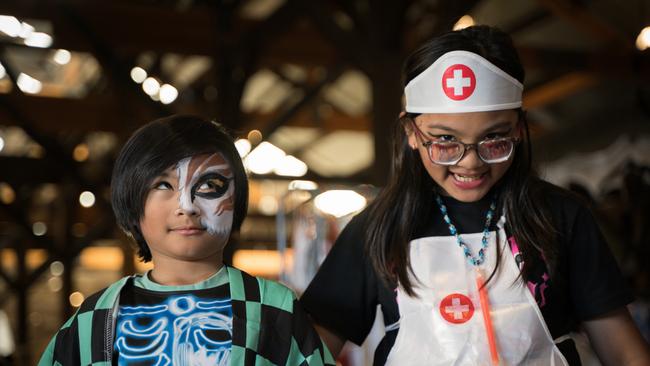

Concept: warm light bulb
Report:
left=159, top=84, right=178, bottom=104
left=79, top=191, right=96, bottom=208
left=636, top=26, right=650, bottom=51
left=130, top=67, right=147, bottom=83
left=453, top=15, right=475, bottom=31
left=53, top=49, right=71, bottom=65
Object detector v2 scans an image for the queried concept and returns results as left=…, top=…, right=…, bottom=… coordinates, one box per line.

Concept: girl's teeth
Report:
left=454, top=174, right=482, bottom=182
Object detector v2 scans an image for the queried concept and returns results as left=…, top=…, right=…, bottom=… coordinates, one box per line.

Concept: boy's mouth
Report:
left=170, top=225, right=206, bottom=235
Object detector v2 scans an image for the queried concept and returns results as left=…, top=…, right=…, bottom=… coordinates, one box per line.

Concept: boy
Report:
left=39, top=115, right=333, bottom=366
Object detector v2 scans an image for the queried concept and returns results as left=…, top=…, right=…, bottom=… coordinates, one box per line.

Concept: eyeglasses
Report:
left=411, top=120, right=519, bottom=165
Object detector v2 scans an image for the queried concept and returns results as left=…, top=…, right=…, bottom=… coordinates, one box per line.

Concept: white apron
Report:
left=384, top=216, right=569, bottom=366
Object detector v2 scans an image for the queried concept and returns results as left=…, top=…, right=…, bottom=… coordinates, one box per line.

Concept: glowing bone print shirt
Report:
left=114, top=268, right=232, bottom=365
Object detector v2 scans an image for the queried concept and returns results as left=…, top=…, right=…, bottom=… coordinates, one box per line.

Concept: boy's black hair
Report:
left=111, top=115, right=249, bottom=262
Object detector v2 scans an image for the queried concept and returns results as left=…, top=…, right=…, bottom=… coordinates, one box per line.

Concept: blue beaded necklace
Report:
left=435, top=193, right=497, bottom=266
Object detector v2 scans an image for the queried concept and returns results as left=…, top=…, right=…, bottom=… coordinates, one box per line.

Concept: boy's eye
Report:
left=197, top=179, right=225, bottom=192
left=193, top=173, right=230, bottom=199
left=154, top=181, right=173, bottom=190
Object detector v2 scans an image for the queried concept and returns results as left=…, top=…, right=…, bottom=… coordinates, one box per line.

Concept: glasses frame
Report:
left=410, top=119, right=520, bottom=166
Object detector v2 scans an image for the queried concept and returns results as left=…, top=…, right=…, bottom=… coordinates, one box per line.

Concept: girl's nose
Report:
left=456, top=146, right=485, bottom=169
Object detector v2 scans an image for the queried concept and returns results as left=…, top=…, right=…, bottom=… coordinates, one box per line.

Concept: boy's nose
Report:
left=177, top=191, right=200, bottom=216
left=175, top=206, right=199, bottom=216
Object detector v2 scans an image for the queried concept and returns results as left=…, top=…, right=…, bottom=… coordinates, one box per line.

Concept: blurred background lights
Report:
left=314, top=190, right=367, bottom=218
left=273, top=155, right=308, bottom=177
left=79, top=191, right=95, bottom=207
left=53, top=49, right=71, bottom=65
left=235, top=138, right=252, bottom=157
left=69, top=292, right=85, bottom=307
left=73, top=143, right=89, bottom=162
left=18, top=21, right=34, bottom=38
left=142, top=77, right=160, bottom=95
left=247, top=129, right=263, bottom=145
left=50, top=261, right=64, bottom=276
left=0, top=63, right=6, bottom=79
left=258, top=195, right=279, bottom=215
left=0, top=15, right=21, bottom=37
left=453, top=15, right=475, bottom=31
left=24, top=31, right=52, bottom=48
left=245, top=141, right=285, bottom=175
left=0, top=182, right=16, bottom=204
left=0, top=135, right=4, bottom=151
left=47, top=277, right=63, bottom=292
left=17, top=73, right=42, bottom=94
left=32, top=221, right=47, bottom=236
left=159, top=84, right=178, bottom=104
left=288, top=180, right=318, bottom=191
left=636, top=26, right=650, bottom=51
left=130, top=66, right=147, bottom=83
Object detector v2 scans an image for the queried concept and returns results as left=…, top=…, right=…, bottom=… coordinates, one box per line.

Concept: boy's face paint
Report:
left=140, top=153, right=235, bottom=265
left=176, top=153, right=234, bottom=236
left=407, top=109, right=520, bottom=202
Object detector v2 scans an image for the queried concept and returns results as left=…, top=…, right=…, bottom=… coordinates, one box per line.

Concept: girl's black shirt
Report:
left=300, top=181, right=633, bottom=365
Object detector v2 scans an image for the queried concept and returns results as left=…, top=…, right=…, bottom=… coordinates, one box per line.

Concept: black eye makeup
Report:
left=191, top=173, right=230, bottom=200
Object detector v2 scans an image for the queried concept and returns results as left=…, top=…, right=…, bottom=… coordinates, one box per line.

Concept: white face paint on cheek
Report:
left=176, top=157, right=196, bottom=213
left=195, top=191, right=234, bottom=237
left=175, top=153, right=235, bottom=237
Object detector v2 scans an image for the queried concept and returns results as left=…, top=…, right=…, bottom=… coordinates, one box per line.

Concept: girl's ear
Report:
left=515, top=109, right=527, bottom=140
left=401, top=112, right=418, bottom=150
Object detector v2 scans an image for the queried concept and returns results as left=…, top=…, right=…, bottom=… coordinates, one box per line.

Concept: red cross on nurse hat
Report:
left=405, top=51, right=523, bottom=113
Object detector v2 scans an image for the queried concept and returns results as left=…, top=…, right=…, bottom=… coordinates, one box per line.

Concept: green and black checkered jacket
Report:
left=38, top=266, right=334, bottom=365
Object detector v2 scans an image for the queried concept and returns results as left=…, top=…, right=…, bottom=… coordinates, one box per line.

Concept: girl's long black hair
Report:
left=364, top=25, right=558, bottom=296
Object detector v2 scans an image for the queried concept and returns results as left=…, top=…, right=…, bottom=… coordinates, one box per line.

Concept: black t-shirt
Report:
left=300, top=182, right=633, bottom=365
left=114, top=270, right=232, bottom=365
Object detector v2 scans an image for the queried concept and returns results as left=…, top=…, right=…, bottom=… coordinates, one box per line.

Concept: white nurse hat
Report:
left=404, top=50, right=523, bottom=113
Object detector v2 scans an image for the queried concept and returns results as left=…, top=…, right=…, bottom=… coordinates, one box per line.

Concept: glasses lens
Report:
left=478, top=138, right=514, bottom=163
left=430, top=142, right=463, bottom=164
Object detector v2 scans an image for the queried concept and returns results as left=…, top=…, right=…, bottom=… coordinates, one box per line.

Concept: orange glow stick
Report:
left=476, top=269, right=499, bottom=365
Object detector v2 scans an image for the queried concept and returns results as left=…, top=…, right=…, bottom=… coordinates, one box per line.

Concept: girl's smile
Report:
left=450, top=171, right=488, bottom=189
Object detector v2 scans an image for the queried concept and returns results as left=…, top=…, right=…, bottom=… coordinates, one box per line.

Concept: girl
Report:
left=300, top=26, right=650, bottom=365
left=39, top=115, right=333, bottom=365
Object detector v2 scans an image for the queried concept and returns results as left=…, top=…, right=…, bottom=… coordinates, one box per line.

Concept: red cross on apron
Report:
left=439, top=293, right=474, bottom=324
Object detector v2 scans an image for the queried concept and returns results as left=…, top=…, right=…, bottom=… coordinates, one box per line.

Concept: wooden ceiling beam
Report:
left=521, top=46, right=650, bottom=109
left=536, top=0, right=632, bottom=48
left=0, top=92, right=370, bottom=134
left=0, top=0, right=221, bottom=55
left=0, top=0, right=339, bottom=64
left=0, top=93, right=154, bottom=135
left=242, top=109, right=370, bottom=135
left=523, top=71, right=599, bottom=109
